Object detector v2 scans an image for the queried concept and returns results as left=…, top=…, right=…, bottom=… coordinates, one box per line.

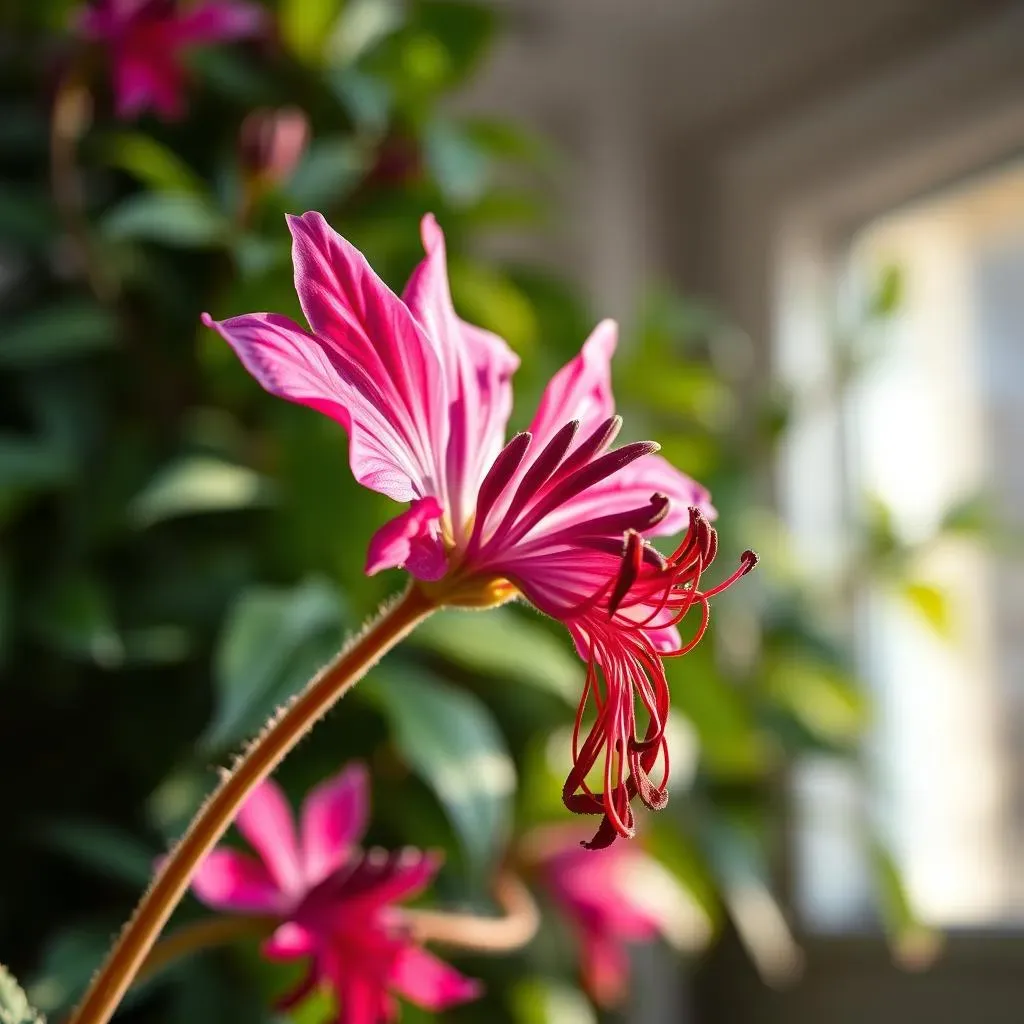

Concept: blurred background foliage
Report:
left=0, top=0, right=983, bottom=1021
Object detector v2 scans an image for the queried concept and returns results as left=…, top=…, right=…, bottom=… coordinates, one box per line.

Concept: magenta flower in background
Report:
left=534, top=826, right=705, bottom=1006
left=191, top=763, right=481, bottom=1024
left=78, top=0, right=265, bottom=120
left=202, top=212, right=754, bottom=849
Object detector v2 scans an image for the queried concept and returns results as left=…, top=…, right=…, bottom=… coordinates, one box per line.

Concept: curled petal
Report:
left=365, top=497, right=446, bottom=580
left=191, top=848, right=283, bottom=913
left=300, top=763, right=370, bottom=884
left=236, top=779, right=304, bottom=894
left=389, top=945, right=483, bottom=1011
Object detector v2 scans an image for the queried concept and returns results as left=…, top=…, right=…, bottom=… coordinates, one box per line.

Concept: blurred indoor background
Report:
left=2, top=1, right=1024, bottom=1022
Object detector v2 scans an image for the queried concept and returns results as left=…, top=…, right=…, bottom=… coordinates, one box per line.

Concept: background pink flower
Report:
left=191, top=764, right=480, bottom=1023
left=78, top=0, right=265, bottom=119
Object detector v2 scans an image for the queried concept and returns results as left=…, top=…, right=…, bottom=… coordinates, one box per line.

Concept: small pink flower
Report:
left=191, top=764, right=480, bottom=1024
left=78, top=0, right=266, bottom=120
left=535, top=827, right=690, bottom=1006
left=202, top=212, right=754, bottom=847
left=239, top=105, right=310, bottom=186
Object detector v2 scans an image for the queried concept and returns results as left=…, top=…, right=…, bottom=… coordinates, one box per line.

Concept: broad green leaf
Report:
left=285, top=138, right=367, bottom=210
left=203, top=578, right=344, bottom=750
left=102, top=133, right=207, bottom=196
left=280, top=0, right=345, bottom=63
left=129, top=455, right=274, bottom=528
left=327, top=0, right=403, bottom=65
left=869, top=264, right=904, bottom=318
left=408, top=607, right=579, bottom=702
left=512, top=978, right=596, bottom=1024
left=0, top=302, right=116, bottom=367
left=415, top=1, right=496, bottom=88
left=0, top=435, right=71, bottom=508
left=899, top=580, right=952, bottom=638
left=37, top=820, right=156, bottom=887
left=366, top=666, right=515, bottom=877
left=0, top=964, right=43, bottom=1024
left=766, top=654, right=869, bottom=743
left=29, top=574, right=122, bottom=666
left=424, top=118, right=490, bottom=203
left=102, top=193, right=230, bottom=249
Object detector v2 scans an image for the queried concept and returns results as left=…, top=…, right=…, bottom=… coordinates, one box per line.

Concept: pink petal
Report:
left=388, top=945, right=483, bottom=1011
left=287, top=212, right=447, bottom=497
left=173, top=0, right=266, bottom=43
left=202, top=311, right=429, bottom=503
left=343, top=849, right=442, bottom=916
left=529, top=319, right=617, bottom=449
left=579, top=932, right=630, bottom=1007
left=236, top=779, right=305, bottom=894
left=112, top=47, right=185, bottom=120
left=365, top=497, right=447, bottom=580
left=402, top=214, right=519, bottom=531
left=190, top=848, right=284, bottom=913
left=300, top=763, right=370, bottom=885
left=263, top=921, right=318, bottom=961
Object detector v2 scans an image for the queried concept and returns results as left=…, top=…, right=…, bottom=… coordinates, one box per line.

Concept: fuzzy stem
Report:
left=67, top=584, right=436, bottom=1024
left=403, top=871, right=539, bottom=953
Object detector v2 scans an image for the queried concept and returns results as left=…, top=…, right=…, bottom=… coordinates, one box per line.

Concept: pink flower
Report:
left=78, top=0, right=266, bottom=120
left=191, top=763, right=481, bottom=1024
left=534, top=827, right=695, bottom=1006
left=202, top=212, right=754, bottom=847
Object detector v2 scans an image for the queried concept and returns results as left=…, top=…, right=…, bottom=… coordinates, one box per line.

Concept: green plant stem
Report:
left=66, top=584, right=436, bottom=1024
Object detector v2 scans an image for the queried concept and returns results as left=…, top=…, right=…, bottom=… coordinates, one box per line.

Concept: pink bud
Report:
left=239, top=106, right=309, bottom=186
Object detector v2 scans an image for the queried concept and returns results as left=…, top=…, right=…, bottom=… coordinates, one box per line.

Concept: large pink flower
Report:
left=191, top=764, right=480, bottom=1024
left=78, top=0, right=265, bottom=120
left=202, top=212, right=754, bottom=848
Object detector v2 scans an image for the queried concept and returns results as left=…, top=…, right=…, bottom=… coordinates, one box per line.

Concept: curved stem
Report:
left=402, top=871, right=539, bottom=953
left=136, top=915, right=277, bottom=985
left=67, top=584, right=436, bottom=1024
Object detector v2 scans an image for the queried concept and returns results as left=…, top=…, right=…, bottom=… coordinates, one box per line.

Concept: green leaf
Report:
left=870, top=840, right=942, bottom=969
left=102, top=133, right=207, bottom=196
left=37, top=819, right=156, bottom=887
left=280, top=0, right=345, bottom=63
left=327, top=0, right=404, bottom=65
left=408, top=607, right=579, bottom=702
left=512, top=978, right=596, bottom=1024
left=30, top=573, right=123, bottom=667
left=366, top=666, right=515, bottom=878
left=0, top=435, right=71, bottom=523
left=285, top=138, right=367, bottom=210
left=203, top=578, right=344, bottom=750
left=449, top=261, right=537, bottom=353
left=0, top=963, right=44, bottom=1024
left=0, top=302, right=117, bottom=367
left=27, top=928, right=112, bottom=1015
left=129, top=455, right=274, bottom=528
left=899, top=580, right=952, bottom=637
left=102, top=193, right=230, bottom=249
left=424, top=118, right=490, bottom=203
left=869, top=264, right=904, bottom=318
left=766, top=654, right=869, bottom=743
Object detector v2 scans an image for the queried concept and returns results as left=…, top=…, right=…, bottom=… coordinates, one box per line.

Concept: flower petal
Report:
left=202, top=311, right=429, bottom=502
left=191, top=848, right=283, bottom=913
left=529, top=319, right=617, bottom=449
left=263, top=921, right=318, bottom=961
left=365, top=497, right=447, bottom=580
left=402, top=214, right=519, bottom=531
left=173, top=0, right=266, bottom=43
left=287, top=211, right=447, bottom=497
left=112, top=48, right=184, bottom=120
left=388, top=945, right=483, bottom=1011
left=300, top=763, right=370, bottom=885
left=579, top=932, right=630, bottom=1007
left=236, top=779, right=304, bottom=894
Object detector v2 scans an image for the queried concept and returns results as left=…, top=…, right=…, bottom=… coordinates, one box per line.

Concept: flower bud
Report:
left=239, top=106, right=309, bottom=187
